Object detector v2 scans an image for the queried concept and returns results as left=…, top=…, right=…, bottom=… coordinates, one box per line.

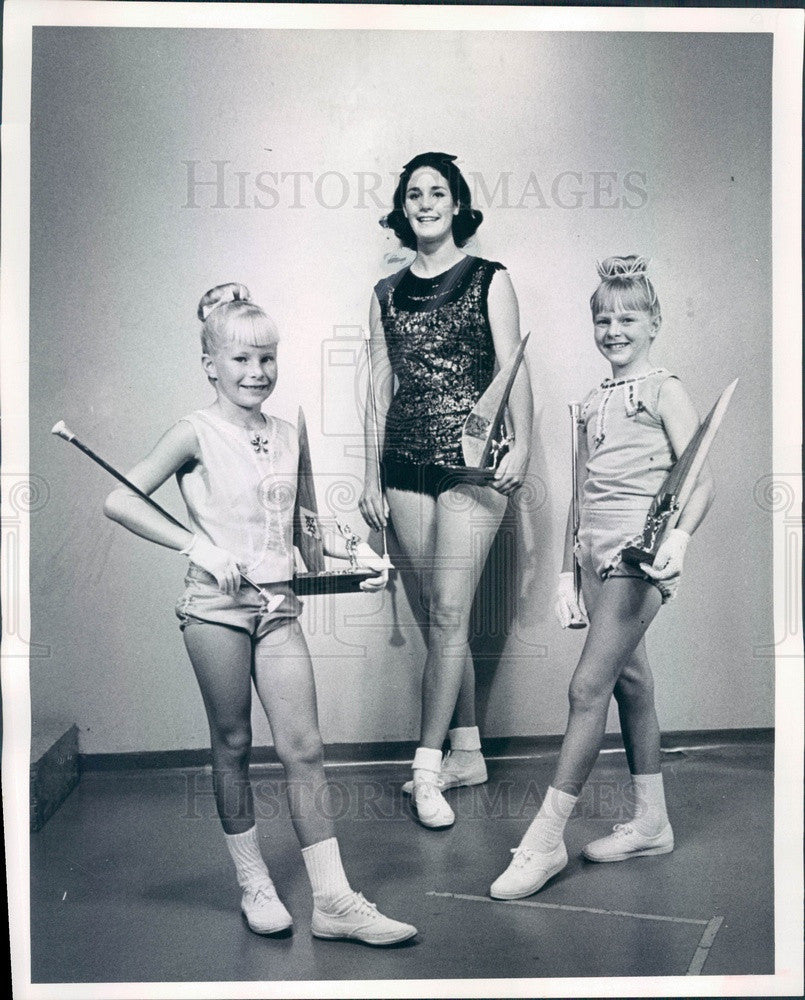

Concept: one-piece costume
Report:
left=576, top=368, right=678, bottom=583
left=174, top=409, right=302, bottom=637
left=374, top=255, right=505, bottom=497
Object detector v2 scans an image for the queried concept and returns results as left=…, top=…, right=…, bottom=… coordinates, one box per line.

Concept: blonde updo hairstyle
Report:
left=590, top=256, right=661, bottom=323
left=197, top=282, right=279, bottom=355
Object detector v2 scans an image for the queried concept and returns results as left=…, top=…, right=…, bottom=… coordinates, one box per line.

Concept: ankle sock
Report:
left=449, top=726, right=482, bottom=752
left=630, top=772, right=669, bottom=836
left=412, top=746, right=443, bottom=785
left=520, top=786, right=578, bottom=853
left=301, top=837, right=352, bottom=910
left=225, top=825, right=271, bottom=889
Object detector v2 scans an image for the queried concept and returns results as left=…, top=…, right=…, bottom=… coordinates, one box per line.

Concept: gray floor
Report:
left=30, top=738, right=773, bottom=983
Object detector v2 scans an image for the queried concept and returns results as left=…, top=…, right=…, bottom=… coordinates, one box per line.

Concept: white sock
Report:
left=449, top=726, right=482, bottom=753
left=630, top=772, right=669, bottom=836
left=520, top=786, right=578, bottom=853
left=225, top=825, right=271, bottom=889
left=412, top=746, right=443, bottom=786
left=301, top=837, right=353, bottom=910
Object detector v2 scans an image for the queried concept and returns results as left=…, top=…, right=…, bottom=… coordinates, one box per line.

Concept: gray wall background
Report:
left=29, top=28, right=773, bottom=754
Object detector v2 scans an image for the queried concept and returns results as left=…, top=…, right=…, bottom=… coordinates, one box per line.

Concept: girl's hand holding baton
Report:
left=554, top=570, right=588, bottom=628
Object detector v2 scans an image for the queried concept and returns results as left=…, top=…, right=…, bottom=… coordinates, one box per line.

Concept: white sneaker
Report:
left=241, top=878, right=293, bottom=934
left=489, top=842, right=568, bottom=900
left=412, top=780, right=455, bottom=828
left=582, top=822, right=674, bottom=862
left=401, top=750, right=488, bottom=795
left=312, top=891, right=417, bottom=946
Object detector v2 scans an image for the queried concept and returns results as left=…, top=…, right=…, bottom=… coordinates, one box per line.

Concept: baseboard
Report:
left=78, top=727, right=774, bottom=772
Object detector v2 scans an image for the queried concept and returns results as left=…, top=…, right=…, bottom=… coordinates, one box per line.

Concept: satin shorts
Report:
left=175, top=564, right=302, bottom=639
left=382, top=458, right=467, bottom=499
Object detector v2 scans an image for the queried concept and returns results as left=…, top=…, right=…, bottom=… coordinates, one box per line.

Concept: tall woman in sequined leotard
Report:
left=359, top=152, right=533, bottom=829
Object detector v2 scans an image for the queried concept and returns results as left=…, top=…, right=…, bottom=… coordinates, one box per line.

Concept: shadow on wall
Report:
left=475, top=424, right=555, bottom=731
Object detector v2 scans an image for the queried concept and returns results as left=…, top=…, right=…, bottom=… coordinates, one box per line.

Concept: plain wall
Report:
left=29, top=28, right=773, bottom=753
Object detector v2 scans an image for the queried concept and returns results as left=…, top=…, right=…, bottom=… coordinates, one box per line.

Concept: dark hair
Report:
left=590, top=255, right=661, bottom=321
left=380, top=152, right=483, bottom=250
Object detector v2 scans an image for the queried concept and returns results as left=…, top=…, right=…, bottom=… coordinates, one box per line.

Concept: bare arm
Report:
left=103, top=420, right=198, bottom=551
left=487, top=269, right=533, bottom=494
left=359, top=292, right=393, bottom=530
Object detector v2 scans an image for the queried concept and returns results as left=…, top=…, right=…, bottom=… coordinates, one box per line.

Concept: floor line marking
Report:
left=426, top=890, right=709, bottom=926
left=686, top=915, right=725, bottom=975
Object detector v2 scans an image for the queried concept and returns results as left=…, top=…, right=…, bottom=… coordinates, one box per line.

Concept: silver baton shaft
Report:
left=568, top=402, right=586, bottom=629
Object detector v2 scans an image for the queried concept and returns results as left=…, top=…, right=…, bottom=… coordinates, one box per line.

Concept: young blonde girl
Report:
left=104, top=283, right=416, bottom=945
left=490, top=257, right=715, bottom=899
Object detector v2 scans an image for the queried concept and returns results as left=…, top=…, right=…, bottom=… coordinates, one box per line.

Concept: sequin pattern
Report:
left=376, top=257, right=504, bottom=467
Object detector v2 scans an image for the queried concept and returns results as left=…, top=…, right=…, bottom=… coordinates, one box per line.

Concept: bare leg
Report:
left=450, top=655, right=478, bottom=728
left=252, top=621, right=335, bottom=849
left=387, top=486, right=480, bottom=732
left=553, top=575, right=662, bottom=795
left=614, top=639, right=661, bottom=775
left=183, top=623, right=255, bottom=835
left=419, top=485, right=507, bottom=749
left=565, top=568, right=661, bottom=775
left=385, top=485, right=437, bottom=631
left=492, top=574, right=668, bottom=897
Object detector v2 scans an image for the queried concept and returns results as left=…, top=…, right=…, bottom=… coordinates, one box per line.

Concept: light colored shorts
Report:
left=175, top=564, right=302, bottom=639
left=576, top=506, right=653, bottom=583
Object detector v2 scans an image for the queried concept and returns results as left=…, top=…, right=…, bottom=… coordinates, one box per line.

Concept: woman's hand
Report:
left=554, top=570, right=588, bottom=628
left=356, top=542, right=393, bottom=592
left=181, top=534, right=242, bottom=595
left=358, top=478, right=389, bottom=532
left=640, top=528, right=690, bottom=603
left=493, top=441, right=529, bottom=495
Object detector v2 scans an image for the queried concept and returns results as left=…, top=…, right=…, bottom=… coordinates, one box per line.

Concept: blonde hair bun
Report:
left=197, top=282, right=251, bottom=322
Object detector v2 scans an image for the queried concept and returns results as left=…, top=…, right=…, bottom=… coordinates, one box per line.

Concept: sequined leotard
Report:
left=374, top=255, right=505, bottom=495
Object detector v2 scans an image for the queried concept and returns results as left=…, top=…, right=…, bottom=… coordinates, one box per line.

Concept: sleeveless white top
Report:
left=578, top=369, right=677, bottom=511
left=176, top=409, right=297, bottom=583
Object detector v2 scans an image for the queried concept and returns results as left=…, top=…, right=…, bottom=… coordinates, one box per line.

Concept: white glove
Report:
left=181, top=534, right=241, bottom=595
left=356, top=541, right=393, bottom=592
left=640, top=528, right=689, bottom=603
left=554, top=570, right=588, bottom=628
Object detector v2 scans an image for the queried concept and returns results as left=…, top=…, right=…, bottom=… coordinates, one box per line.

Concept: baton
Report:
left=567, top=403, right=587, bottom=629
left=52, top=420, right=272, bottom=600
left=363, top=327, right=389, bottom=561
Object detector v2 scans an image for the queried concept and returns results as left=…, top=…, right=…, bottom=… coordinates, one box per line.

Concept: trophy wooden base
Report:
left=291, top=569, right=379, bottom=596
left=621, top=545, right=654, bottom=568
left=440, top=465, right=498, bottom=485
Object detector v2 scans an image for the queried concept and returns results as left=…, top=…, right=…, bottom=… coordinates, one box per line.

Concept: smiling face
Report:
left=403, top=166, right=459, bottom=248
left=203, top=339, right=278, bottom=414
left=593, top=301, right=661, bottom=378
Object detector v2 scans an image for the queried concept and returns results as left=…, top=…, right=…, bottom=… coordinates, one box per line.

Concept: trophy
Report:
left=291, top=406, right=380, bottom=595
left=620, top=378, right=738, bottom=568
left=441, top=333, right=531, bottom=484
